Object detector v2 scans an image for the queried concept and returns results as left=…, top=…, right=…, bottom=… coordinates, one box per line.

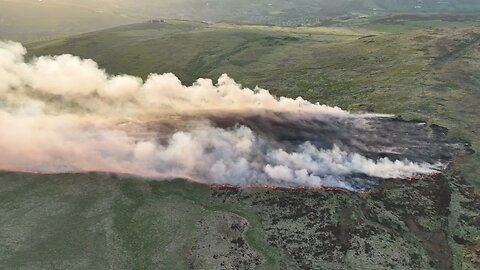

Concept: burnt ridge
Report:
left=193, top=111, right=469, bottom=164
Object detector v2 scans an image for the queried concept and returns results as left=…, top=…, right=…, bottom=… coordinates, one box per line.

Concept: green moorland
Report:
left=0, top=18, right=478, bottom=269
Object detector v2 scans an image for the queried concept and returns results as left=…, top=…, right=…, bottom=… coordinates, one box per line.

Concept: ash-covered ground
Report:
left=140, top=111, right=469, bottom=191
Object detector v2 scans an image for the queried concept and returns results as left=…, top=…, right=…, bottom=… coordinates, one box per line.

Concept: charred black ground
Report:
left=206, top=112, right=468, bottom=163
left=141, top=111, right=471, bottom=191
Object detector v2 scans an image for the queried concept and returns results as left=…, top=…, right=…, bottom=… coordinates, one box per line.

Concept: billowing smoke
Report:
left=0, top=41, right=462, bottom=191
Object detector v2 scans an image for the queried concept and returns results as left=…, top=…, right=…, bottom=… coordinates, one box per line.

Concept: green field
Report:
left=0, top=18, right=478, bottom=269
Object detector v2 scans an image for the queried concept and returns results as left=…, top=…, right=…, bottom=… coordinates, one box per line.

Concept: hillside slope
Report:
left=3, top=19, right=478, bottom=269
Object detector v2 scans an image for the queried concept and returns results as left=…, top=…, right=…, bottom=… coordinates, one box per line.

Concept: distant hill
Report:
left=23, top=0, right=480, bottom=18
left=128, top=0, right=480, bottom=22
left=0, top=0, right=142, bottom=41
left=2, top=0, right=480, bottom=41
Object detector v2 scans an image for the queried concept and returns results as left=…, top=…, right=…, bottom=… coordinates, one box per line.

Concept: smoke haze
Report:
left=0, top=41, right=462, bottom=191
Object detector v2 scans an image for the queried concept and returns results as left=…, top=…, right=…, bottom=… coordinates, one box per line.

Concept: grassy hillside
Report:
left=2, top=19, right=477, bottom=269
left=0, top=171, right=477, bottom=269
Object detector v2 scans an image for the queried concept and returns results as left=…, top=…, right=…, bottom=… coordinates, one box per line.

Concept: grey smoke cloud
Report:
left=0, top=41, right=459, bottom=191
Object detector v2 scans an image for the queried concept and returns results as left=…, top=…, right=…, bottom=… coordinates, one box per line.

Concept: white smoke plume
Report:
left=0, top=41, right=446, bottom=191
